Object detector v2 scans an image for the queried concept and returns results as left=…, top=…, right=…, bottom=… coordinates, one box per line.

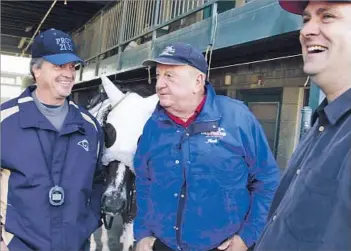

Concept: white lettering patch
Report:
left=201, top=127, right=226, bottom=144
left=56, top=37, right=73, bottom=51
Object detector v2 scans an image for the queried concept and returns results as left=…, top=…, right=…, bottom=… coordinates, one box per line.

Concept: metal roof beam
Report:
left=21, top=0, right=58, bottom=56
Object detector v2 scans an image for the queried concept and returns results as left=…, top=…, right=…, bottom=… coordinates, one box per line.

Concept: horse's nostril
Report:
left=114, top=200, right=125, bottom=212
left=103, top=197, right=125, bottom=215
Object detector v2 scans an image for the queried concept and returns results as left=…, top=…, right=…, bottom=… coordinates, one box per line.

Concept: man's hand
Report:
left=135, top=236, right=156, bottom=251
left=217, top=235, right=248, bottom=251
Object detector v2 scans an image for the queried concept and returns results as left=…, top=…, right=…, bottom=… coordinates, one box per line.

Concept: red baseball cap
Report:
left=279, top=0, right=351, bottom=15
left=279, top=1, right=309, bottom=15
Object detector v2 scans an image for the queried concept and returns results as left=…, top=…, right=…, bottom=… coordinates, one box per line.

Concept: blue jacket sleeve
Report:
left=237, top=114, right=280, bottom=247
left=90, top=123, right=105, bottom=226
left=133, top=122, right=153, bottom=241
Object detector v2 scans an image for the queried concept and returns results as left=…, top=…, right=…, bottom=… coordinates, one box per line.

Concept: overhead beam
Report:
left=1, top=33, right=31, bottom=40
left=1, top=27, right=63, bottom=38
left=21, top=0, right=58, bottom=56
left=17, top=37, right=27, bottom=49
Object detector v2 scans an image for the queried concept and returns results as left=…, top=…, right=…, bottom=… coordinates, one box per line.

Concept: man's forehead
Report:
left=156, top=64, right=188, bottom=72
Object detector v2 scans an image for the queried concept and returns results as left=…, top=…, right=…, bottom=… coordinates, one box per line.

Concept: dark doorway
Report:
left=236, top=88, right=283, bottom=158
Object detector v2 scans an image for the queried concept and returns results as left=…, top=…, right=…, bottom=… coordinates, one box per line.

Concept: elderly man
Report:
left=254, top=1, right=351, bottom=251
left=133, top=42, right=280, bottom=251
left=0, top=28, right=104, bottom=250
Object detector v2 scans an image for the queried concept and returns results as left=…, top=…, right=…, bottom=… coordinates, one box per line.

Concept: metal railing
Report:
left=71, top=0, right=214, bottom=61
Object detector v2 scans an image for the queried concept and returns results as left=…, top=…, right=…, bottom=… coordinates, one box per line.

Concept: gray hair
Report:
left=30, top=58, right=45, bottom=82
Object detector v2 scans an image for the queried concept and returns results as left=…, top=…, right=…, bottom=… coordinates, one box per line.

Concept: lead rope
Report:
left=148, top=66, right=151, bottom=84
left=207, top=8, right=218, bottom=81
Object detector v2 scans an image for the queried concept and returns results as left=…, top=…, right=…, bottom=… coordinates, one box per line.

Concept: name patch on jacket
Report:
left=201, top=127, right=226, bottom=144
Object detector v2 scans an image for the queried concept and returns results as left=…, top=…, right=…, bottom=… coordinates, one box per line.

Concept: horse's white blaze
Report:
left=103, top=163, right=126, bottom=195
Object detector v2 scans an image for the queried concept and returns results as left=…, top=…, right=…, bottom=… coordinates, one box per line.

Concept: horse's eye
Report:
left=103, top=123, right=116, bottom=148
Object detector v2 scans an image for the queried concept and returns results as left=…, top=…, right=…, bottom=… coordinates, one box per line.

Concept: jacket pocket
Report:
left=148, top=147, right=180, bottom=182
left=284, top=169, right=338, bottom=242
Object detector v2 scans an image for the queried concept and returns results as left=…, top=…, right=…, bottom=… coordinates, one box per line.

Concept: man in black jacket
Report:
left=254, top=1, right=351, bottom=250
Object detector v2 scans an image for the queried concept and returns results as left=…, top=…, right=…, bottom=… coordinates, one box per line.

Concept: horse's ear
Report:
left=101, top=75, right=125, bottom=107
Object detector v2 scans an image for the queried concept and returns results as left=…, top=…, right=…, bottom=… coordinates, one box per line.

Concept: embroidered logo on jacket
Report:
left=77, top=139, right=89, bottom=152
left=201, top=127, right=226, bottom=144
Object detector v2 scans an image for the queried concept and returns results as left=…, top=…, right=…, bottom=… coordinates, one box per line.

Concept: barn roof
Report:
left=1, top=0, right=111, bottom=56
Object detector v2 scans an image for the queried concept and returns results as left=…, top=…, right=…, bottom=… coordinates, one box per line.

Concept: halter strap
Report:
left=102, top=92, right=131, bottom=126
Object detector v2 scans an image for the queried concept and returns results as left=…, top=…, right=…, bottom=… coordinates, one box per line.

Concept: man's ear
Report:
left=32, top=67, right=41, bottom=81
left=194, top=72, right=205, bottom=93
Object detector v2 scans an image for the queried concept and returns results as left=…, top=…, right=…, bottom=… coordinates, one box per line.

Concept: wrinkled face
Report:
left=34, top=61, right=76, bottom=101
left=300, top=2, right=351, bottom=82
left=155, top=64, right=203, bottom=114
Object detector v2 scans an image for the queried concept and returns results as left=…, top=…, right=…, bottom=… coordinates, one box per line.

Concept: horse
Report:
left=87, top=76, right=159, bottom=251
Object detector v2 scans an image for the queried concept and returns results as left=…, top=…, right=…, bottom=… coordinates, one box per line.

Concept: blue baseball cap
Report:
left=31, top=28, right=85, bottom=65
left=142, top=42, right=208, bottom=74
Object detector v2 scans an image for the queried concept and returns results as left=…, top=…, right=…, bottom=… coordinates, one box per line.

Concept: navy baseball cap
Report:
left=142, top=42, right=208, bottom=74
left=279, top=0, right=351, bottom=15
left=31, top=28, right=85, bottom=65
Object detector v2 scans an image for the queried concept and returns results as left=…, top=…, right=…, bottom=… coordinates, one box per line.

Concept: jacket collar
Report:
left=18, top=85, right=86, bottom=135
left=153, top=82, right=222, bottom=123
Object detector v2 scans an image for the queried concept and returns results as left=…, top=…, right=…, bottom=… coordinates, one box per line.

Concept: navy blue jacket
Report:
left=254, top=88, right=351, bottom=251
left=134, top=83, right=280, bottom=251
left=0, top=86, right=105, bottom=251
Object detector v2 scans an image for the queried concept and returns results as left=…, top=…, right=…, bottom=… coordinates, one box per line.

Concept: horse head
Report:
left=88, top=76, right=158, bottom=223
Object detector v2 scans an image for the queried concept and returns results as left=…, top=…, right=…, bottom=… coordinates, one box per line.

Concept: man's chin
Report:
left=58, top=91, right=71, bottom=99
left=303, top=65, right=323, bottom=77
left=159, top=99, right=172, bottom=108
left=160, top=103, right=171, bottom=108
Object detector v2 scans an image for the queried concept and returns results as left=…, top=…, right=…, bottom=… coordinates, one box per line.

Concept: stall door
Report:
left=236, top=88, right=282, bottom=157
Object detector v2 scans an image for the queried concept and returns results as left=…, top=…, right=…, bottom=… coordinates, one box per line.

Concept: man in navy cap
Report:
left=0, top=28, right=104, bottom=250
left=133, top=42, right=280, bottom=251
left=254, top=1, right=351, bottom=251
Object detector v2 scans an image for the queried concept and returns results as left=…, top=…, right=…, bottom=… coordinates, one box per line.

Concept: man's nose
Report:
left=155, top=77, right=166, bottom=91
left=300, top=19, right=320, bottom=39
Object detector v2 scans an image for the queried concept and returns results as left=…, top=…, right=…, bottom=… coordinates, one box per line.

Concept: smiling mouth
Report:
left=59, top=81, right=72, bottom=86
left=307, top=45, right=328, bottom=54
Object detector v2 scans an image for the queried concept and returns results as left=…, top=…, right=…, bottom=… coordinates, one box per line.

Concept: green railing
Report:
left=71, top=0, right=219, bottom=60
